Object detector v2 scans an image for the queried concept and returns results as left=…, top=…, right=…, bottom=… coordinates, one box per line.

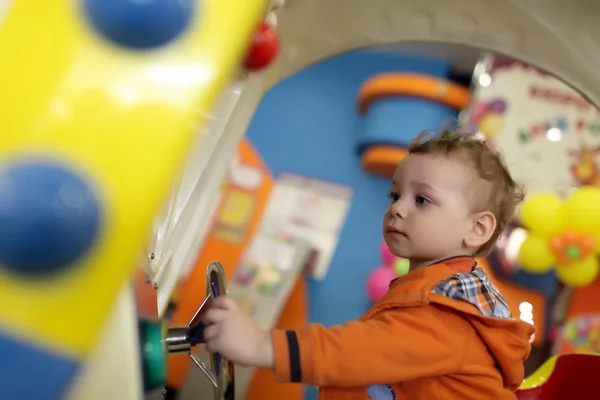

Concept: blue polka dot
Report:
left=0, top=160, right=102, bottom=277
left=366, top=384, right=396, bottom=400
left=82, top=0, right=195, bottom=50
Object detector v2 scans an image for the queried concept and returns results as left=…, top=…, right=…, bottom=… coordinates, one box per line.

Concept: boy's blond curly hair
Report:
left=408, top=128, right=525, bottom=257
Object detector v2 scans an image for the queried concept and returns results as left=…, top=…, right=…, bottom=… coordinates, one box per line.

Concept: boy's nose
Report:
left=390, top=201, right=408, bottom=219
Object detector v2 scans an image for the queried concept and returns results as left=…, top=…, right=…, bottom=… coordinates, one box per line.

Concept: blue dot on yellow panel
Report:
left=0, top=330, right=80, bottom=400
left=0, top=160, right=102, bottom=277
left=82, top=0, right=196, bottom=49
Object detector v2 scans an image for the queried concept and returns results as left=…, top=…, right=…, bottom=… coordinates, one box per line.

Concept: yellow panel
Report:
left=0, top=0, right=268, bottom=358
left=518, top=355, right=558, bottom=390
left=519, top=352, right=600, bottom=390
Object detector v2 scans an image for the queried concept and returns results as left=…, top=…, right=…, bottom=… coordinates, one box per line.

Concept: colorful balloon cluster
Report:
left=366, top=240, right=410, bottom=303
left=518, top=186, right=600, bottom=287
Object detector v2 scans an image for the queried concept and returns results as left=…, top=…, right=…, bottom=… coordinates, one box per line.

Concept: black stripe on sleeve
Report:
left=285, top=330, right=302, bottom=382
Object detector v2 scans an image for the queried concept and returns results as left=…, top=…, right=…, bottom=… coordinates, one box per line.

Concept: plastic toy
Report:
left=516, top=353, right=600, bottom=399
left=244, top=22, right=280, bottom=71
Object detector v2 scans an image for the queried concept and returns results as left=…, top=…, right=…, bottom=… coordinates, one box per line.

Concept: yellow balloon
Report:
left=556, top=256, right=599, bottom=287
left=561, top=187, right=600, bottom=234
left=520, top=193, right=563, bottom=236
left=517, top=235, right=555, bottom=273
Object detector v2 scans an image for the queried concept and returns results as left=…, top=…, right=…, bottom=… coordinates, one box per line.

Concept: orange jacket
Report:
left=271, top=256, right=535, bottom=399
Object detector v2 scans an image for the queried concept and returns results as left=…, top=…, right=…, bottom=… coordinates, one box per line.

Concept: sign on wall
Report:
left=257, top=172, right=353, bottom=280
left=462, top=54, right=600, bottom=197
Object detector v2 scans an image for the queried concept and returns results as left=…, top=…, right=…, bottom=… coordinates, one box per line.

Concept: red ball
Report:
left=244, top=22, right=279, bottom=71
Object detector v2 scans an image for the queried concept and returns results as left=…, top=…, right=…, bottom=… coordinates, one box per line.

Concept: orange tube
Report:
left=357, top=73, right=471, bottom=114
left=361, top=146, right=409, bottom=177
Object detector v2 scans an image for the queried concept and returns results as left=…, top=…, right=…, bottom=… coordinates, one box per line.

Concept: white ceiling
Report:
left=368, top=42, right=484, bottom=75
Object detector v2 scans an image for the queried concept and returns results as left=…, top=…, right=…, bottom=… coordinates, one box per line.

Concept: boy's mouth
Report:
left=386, top=226, right=407, bottom=237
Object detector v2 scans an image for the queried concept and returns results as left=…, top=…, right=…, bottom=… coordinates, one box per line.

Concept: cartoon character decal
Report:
left=569, top=144, right=600, bottom=186
left=566, top=119, right=600, bottom=186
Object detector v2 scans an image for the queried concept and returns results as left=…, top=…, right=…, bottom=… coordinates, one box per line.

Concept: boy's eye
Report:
left=388, top=192, right=399, bottom=203
left=415, top=195, right=430, bottom=205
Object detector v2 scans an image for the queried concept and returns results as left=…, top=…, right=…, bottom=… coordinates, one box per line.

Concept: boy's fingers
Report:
left=205, top=337, right=219, bottom=353
left=212, top=296, right=238, bottom=311
left=203, top=324, right=219, bottom=342
left=203, top=308, right=228, bottom=324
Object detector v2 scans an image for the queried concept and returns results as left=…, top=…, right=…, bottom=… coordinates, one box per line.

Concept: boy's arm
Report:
left=270, top=304, right=470, bottom=387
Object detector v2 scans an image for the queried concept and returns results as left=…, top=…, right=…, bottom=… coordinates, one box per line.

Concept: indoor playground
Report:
left=1, top=1, right=600, bottom=400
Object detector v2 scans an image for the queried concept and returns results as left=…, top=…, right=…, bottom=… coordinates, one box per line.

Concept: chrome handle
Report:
left=189, top=352, right=218, bottom=388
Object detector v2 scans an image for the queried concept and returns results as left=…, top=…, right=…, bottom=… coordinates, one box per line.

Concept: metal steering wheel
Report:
left=164, top=261, right=235, bottom=400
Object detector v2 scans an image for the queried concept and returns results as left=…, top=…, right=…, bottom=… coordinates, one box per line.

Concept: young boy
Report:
left=202, top=129, right=535, bottom=399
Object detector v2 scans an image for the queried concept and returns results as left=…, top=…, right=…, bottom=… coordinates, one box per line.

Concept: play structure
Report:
left=2, top=0, right=600, bottom=399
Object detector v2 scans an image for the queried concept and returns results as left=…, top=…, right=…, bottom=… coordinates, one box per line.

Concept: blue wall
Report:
left=246, top=50, right=452, bottom=399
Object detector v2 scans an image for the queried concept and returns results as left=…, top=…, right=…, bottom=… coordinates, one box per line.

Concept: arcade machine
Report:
left=2, top=1, right=600, bottom=400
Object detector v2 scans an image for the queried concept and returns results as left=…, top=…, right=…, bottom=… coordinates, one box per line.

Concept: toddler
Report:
left=203, top=129, right=535, bottom=399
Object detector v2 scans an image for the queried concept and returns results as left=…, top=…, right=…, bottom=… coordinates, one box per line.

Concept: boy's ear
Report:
left=464, top=211, right=496, bottom=249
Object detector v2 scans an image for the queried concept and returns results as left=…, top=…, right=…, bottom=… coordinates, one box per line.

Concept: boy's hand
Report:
left=203, top=296, right=274, bottom=369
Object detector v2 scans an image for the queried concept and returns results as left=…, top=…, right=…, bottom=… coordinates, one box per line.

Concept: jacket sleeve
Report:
left=271, top=304, right=470, bottom=387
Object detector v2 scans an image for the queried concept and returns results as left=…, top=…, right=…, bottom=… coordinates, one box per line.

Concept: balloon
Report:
left=393, top=258, right=410, bottom=276
left=380, top=240, right=396, bottom=266
left=518, top=235, right=555, bottom=273
left=520, top=193, right=563, bottom=236
left=561, top=187, right=600, bottom=234
left=367, top=266, right=397, bottom=303
left=556, top=256, right=599, bottom=287
left=518, top=187, right=600, bottom=287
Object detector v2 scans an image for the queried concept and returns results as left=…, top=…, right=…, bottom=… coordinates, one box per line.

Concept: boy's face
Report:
left=382, top=153, right=476, bottom=265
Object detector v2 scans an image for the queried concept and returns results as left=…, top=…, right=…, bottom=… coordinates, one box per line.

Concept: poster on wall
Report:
left=211, top=152, right=264, bottom=245
left=461, top=54, right=600, bottom=198
left=257, top=172, right=353, bottom=280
